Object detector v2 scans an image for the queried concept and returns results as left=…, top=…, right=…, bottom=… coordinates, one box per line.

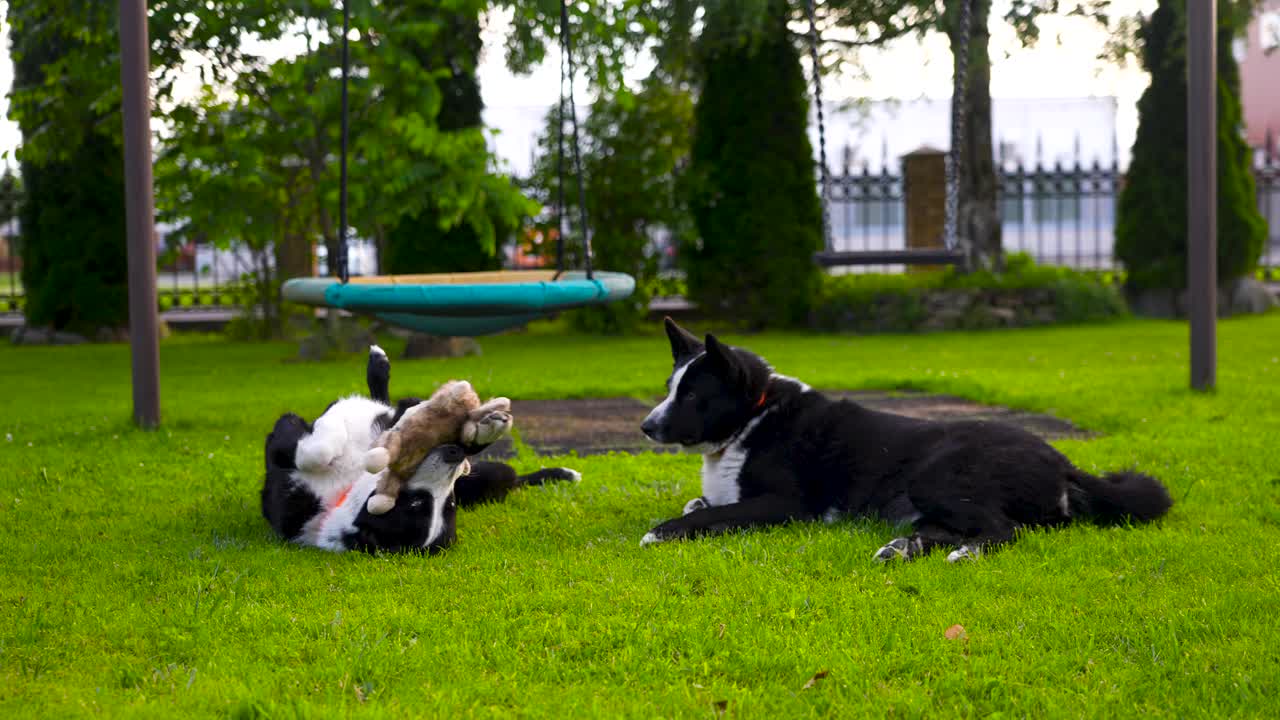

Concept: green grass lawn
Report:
left=3, top=317, right=1280, bottom=718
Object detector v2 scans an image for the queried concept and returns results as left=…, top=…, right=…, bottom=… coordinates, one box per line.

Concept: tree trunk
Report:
left=276, top=229, right=313, bottom=281
left=950, top=0, right=1003, bottom=272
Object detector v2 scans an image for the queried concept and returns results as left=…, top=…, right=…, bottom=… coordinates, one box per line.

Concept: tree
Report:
left=1115, top=0, right=1267, bottom=292
left=674, top=0, right=1169, bottom=274
left=158, top=5, right=537, bottom=333
left=530, top=81, right=696, bottom=333
left=8, top=0, right=128, bottom=334
left=7, top=0, right=300, bottom=167
left=684, top=0, right=823, bottom=328
left=947, top=0, right=1000, bottom=270
left=11, top=1, right=547, bottom=276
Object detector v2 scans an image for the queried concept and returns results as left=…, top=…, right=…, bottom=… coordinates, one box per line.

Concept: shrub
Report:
left=12, top=7, right=128, bottom=335
left=1115, top=0, right=1267, bottom=291
left=19, top=138, right=128, bottom=335
left=810, top=254, right=1128, bottom=333
left=683, top=0, right=823, bottom=329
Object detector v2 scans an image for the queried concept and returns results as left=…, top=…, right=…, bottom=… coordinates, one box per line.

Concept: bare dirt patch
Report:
left=477, top=391, right=1092, bottom=459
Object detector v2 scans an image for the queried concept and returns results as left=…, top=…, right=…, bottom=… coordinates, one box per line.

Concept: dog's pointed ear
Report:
left=664, top=316, right=704, bottom=364
left=704, top=334, right=739, bottom=376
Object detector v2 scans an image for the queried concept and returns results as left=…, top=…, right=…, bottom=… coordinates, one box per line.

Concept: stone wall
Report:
left=810, top=282, right=1129, bottom=334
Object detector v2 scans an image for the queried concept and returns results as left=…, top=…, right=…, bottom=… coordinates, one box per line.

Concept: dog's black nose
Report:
left=640, top=416, right=658, bottom=440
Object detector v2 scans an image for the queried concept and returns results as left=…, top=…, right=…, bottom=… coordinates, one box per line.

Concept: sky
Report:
left=0, top=0, right=1159, bottom=173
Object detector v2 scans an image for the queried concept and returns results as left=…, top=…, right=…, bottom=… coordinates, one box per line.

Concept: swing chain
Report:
left=337, top=0, right=352, bottom=283
left=554, top=0, right=569, bottom=279
left=555, top=0, right=594, bottom=280
left=804, top=0, right=971, bottom=257
left=804, top=0, right=833, bottom=252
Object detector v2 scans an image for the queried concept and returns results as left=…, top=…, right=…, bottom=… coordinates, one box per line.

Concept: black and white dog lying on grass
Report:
left=262, top=346, right=579, bottom=554
left=639, top=318, right=1173, bottom=562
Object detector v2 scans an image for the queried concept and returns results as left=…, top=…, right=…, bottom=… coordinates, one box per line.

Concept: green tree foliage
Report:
left=1115, top=0, right=1267, bottom=291
left=8, top=0, right=128, bottom=334
left=530, top=82, right=696, bottom=333
left=384, top=5, right=507, bottom=274
left=7, top=0, right=297, bottom=167
left=683, top=0, right=822, bottom=328
left=0, top=169, right=21, bottom=228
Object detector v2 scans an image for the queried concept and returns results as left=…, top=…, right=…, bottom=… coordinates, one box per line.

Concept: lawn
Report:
left=2, top=316, right=1279, bottom=718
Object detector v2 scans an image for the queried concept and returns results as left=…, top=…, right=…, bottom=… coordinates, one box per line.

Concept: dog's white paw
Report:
left=946, top=545, right=982, bottom=563
left=873, top=537, right=912, bottom=563
left=364, top=447, right=390, bottom=473
left=465, top=410, right=512, bottom=446
left=369, top=344, right=386, bottom=358
left=296, top=430, right=346, bottom=471
left=366, top=493, right=396, bottom=515
left=640, top=531, right=663, bottom=547
left=479, top=396, right=512, bottom=414
left=682, top=496, right=709, bottom=516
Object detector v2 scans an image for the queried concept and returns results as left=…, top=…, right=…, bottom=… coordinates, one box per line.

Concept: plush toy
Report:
left=362, top=380, right=512, bottom=515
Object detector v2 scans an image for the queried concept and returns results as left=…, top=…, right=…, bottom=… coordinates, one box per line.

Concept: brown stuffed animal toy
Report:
left=362, top=380, right=511, bottom=515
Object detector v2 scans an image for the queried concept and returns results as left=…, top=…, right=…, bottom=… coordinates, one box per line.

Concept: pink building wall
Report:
left=1241, top=0, right=1280, bottom=148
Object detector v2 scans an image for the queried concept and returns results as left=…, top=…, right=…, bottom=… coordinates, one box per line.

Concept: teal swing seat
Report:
left=282, top=270, right=635, bottom=336
left=295, top=0, right=632, bottom=337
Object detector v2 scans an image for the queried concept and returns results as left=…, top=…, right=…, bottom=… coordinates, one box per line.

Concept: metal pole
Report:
left=1187, top=0, right=1217, bottom=391
left=120, top=0, right=160, bottom=427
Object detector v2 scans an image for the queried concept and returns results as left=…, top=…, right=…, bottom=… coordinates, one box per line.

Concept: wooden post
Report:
left=902, top=147, right=948, bottom=273
left=1187, top=0, right=1217, bottom=391
left=120, top=0, right=161, bottom=427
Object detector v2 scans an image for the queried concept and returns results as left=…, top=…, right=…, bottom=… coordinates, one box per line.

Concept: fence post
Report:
left=902, top=147, right=948, bottom=273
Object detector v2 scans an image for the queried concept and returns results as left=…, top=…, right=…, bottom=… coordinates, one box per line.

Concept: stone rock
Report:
left=1226, top=277, right=1277, bottom=316
left=402, top=333, right=482, bottom=359
left=10, top=326, right=87, bottom=345
left=1128, top=277, right=1276, bottom=318
left=1032, top=306, right=1057, bottom=324
left=297, top=333, right=333, bottom=362
left=1125, top=287, right=1180, bottom=319
left=94, top=327, right=135, bottom=343
left=987, top=307, right=1017, bottom=325
left=1025, top=289, right=1054, bottom=305
left=339, top=326, right=377, bottom=355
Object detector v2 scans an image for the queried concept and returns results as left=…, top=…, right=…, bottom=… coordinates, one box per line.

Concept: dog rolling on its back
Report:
left=261, top=346, right=580, bottom=554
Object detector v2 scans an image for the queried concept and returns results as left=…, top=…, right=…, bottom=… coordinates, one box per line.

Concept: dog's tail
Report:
left=518, top=467, right=581, bottom=486
left=1067, top=470, right=1173, bottom=525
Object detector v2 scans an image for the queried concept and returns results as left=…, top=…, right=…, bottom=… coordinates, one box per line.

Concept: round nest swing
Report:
left=283, top=0, right=634, bottom=336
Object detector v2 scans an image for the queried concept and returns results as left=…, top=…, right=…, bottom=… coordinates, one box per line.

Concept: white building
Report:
left=482, top=97, right=1122, bottom=179
left=815, top=97, right=1120, bottom=172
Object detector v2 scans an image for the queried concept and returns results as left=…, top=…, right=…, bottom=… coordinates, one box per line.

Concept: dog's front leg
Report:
left=640, top=494, right=811, bottom=546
